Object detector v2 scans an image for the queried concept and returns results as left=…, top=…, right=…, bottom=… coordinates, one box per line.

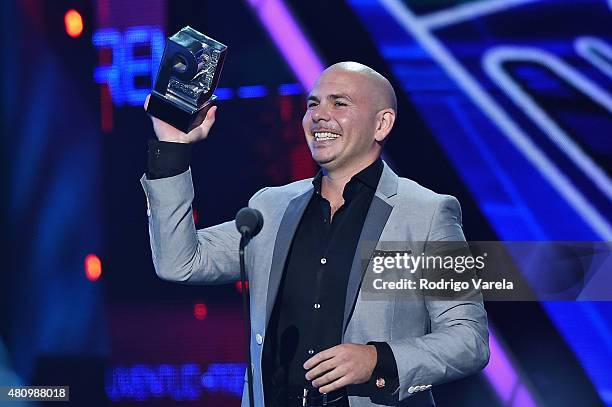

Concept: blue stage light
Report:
left=105, top=362, right=246, bottom=401
left=93, top=26, right=164, bottom=106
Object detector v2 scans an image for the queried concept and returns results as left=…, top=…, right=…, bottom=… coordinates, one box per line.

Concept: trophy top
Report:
left=151, top=26, right=227, bottom=110
left=171, top=26, right=227, bottom=53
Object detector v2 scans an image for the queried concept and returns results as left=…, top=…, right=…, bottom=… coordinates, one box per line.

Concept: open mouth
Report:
left=313, top=131, right=341, bottom=141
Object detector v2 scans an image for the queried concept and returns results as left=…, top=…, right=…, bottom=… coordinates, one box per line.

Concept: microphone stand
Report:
left=239, top=233, right=255, bottom=407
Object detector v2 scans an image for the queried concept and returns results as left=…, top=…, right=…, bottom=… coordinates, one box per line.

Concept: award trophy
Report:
left=147, top=26, right=227, bottom=133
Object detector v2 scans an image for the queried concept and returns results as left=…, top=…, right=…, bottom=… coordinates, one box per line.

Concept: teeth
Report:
left=314, top=131, right=340, bottom=141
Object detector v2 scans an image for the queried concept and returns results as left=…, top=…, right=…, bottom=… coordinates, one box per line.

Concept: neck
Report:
left=320, top=155, right=379, bottom=204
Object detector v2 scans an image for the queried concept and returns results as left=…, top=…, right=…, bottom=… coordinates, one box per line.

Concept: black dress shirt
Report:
left=146, top=140, right=399, bottom=403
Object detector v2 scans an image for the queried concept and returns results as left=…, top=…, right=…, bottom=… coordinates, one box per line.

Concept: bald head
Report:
left=323, top=61, right=397, bottom=113
left=303, top=61, right=397, bottom=172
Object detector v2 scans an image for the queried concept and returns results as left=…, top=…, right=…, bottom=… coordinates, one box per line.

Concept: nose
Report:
left=311, top=104, right=330, bottom=122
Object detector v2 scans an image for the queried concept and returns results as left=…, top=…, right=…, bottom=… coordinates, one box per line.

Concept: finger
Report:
left=312, top=366, right=346, bottom=388
left=304, top=345, right=340, bottom=370
left=319, top=375, right=350, bottom=394
left=305, top=358, right=337, bottom=381
left=144, top=94, right=151, bottom=110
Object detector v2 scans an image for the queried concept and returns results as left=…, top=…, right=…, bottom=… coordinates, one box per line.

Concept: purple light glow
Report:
left=485, top=330, right=538, bottom=407
left=512, top=384, right=538, bottom=407
left=485, top=332, right=518, bottom=402
left=246, top=0, right=324, bottom=91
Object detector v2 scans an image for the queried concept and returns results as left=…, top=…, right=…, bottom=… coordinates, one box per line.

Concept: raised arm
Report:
left=141, top=169, right=242, bottom=284
left=141, top=95, right=242, bottom=284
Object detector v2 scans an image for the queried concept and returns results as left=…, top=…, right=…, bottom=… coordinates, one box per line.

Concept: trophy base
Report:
left=146, top=92, right=217, bottom=134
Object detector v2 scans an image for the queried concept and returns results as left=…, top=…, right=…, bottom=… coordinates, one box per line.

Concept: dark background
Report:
left=1, top=0, right=611, bottom=406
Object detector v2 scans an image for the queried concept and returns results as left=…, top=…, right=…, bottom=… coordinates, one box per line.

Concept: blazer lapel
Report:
left=343, top=162, right=398, bottom=333
left=265, top=188, right=313, bottom=326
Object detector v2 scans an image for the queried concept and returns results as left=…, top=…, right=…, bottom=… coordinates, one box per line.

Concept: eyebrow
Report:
left=307, top=93, right=353, bottom=103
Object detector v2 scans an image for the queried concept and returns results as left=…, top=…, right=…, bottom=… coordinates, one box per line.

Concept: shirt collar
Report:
left=312, top=158, right=384, bottom=195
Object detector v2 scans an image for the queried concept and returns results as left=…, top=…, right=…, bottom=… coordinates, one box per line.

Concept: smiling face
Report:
left=303, top=65, right=395, bottom=175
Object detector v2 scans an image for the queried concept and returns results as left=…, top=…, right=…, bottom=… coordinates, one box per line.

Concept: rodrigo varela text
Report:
left=371, top=251, right=513, bottom=291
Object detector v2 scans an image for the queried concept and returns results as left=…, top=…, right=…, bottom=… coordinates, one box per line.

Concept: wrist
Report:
left=368, top=344, right=378, bottom=374
left=147, top=139, right=192, bottom=179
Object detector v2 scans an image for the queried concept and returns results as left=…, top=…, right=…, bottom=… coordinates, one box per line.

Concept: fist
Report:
left=144, top=94, right=217, bottom=144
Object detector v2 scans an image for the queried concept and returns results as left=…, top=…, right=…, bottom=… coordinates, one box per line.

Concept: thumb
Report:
left=187, top=105, right=217, bottom=141
left=207, top=105, right=217, bottom=122
left=199, top=105, right=217, bottom=134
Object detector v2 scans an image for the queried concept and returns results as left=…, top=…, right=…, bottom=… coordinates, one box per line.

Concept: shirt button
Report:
left=255, top=333, right=263, bottom=345
left=314, top=303, right=321, bottom=309
left=308, top=349, right=315, bottom=355
left=320, top=258, right=327, bottom=265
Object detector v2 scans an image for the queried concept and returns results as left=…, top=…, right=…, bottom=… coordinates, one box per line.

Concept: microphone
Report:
left=234, top=207, right=263, bottom=407
left=235, top=207, right=264, bottom=237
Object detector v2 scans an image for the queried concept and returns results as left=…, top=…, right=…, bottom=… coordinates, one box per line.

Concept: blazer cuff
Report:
left=367, top=341, right=399, bottom=394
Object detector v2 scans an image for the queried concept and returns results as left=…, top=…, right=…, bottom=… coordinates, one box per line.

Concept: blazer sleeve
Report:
left=388, top=195, right=490, bottom=400
left=140, top=168, right=266, bottom=284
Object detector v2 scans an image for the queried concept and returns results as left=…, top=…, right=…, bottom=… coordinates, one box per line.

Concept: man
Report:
left=141, top=62, right=489, bottom=407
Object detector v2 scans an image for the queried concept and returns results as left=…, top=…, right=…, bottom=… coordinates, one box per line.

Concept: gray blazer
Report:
left=140, top=162, right=489, bottom=407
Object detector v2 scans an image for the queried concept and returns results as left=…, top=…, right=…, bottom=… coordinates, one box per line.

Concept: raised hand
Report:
left=144, top=94, right=217, bottom=144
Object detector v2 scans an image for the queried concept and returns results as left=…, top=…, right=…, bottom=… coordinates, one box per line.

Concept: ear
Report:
left=374, top=108, right=396, bottom=143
